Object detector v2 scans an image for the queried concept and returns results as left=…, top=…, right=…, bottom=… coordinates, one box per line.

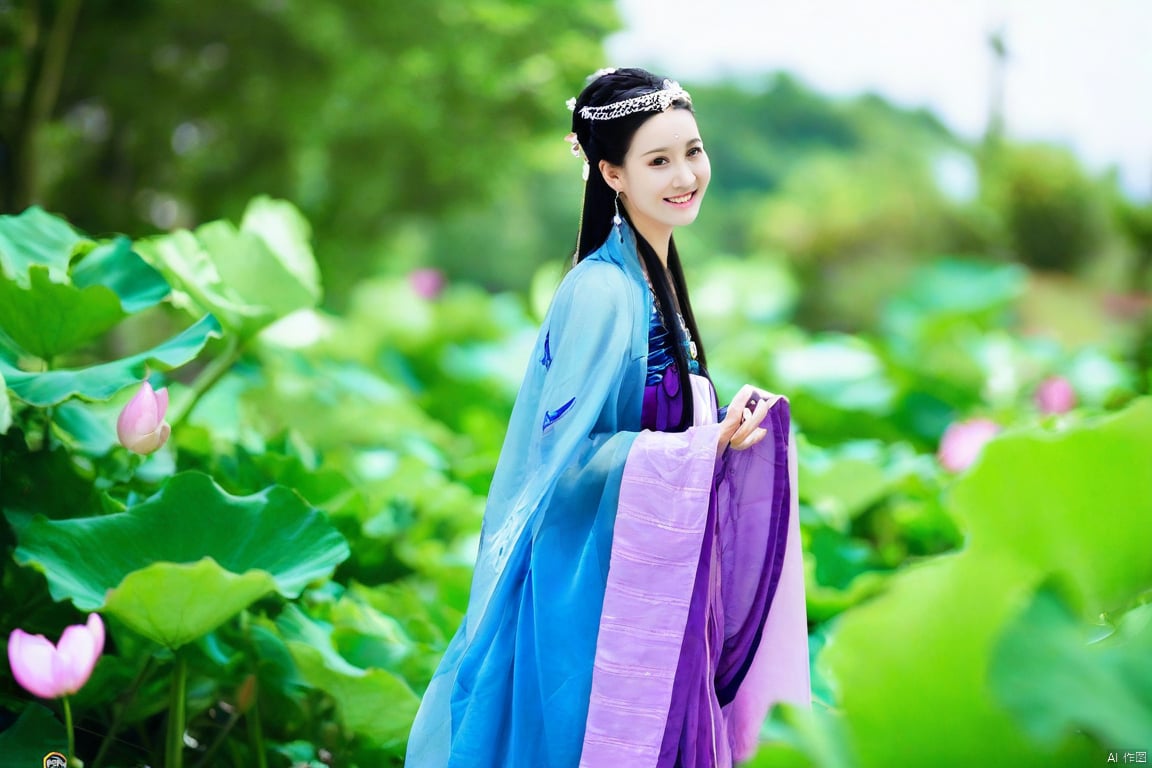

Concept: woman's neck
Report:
left=626, top=215, right=672, bottom=267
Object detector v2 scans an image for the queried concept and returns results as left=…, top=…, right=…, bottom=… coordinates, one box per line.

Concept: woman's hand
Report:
left=716, top=384, right=771, bottom=460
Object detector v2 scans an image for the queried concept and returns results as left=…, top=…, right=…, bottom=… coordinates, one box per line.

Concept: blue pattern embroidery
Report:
left=542, top=397, right=576, bottom=430
left=540, top=330, right=553, bottom=370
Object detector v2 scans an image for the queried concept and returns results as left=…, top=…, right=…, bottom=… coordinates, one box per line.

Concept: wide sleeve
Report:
left=466, top=260, right=641, bottom=638
left=722, top=424, right=811, bottom=762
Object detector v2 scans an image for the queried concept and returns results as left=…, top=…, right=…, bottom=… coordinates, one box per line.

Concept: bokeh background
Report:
left=2, top=1, right=1151, bottom=766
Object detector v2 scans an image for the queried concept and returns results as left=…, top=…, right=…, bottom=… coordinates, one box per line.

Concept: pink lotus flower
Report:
left=8, top=614, right=105, bottom=699
left=1034, top=376, right=1076, bottom=415
left=937, top=418, right=1001, bottom=473
left=409, top=268, right=446, bottom=300
left=116, top=380, right=171, bottom=455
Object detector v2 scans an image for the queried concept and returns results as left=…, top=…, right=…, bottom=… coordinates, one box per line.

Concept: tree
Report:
left=1, top=0, right=616, bottom=302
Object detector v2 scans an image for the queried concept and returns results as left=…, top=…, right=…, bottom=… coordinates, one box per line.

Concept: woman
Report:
left=406, top=67, right=809, bottom=767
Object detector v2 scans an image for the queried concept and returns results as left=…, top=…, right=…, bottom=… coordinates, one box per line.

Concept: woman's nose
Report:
left=674, top=161, right=696, bottom=188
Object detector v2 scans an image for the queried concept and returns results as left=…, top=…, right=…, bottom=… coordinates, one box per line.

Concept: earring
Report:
left=613, top=191, right=623, bottom=240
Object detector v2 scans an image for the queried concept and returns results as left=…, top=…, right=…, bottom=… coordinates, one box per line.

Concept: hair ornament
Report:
left=563, top=131, right=591, bottom=180
left=577, top=79, right=692, bottom=121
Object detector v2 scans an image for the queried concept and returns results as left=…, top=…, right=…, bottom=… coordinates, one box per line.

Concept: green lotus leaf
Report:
left=798, top=439, right=894, bottom=527
left=953, top=397, right=1152, bottom=611
left=0, top=266, right=126, bottom=358
left=136, top=196, right=321, bottom=340
left=235, top=196, right=321, bottom=307
left=0, top=214, right=169, bottom=359
left=821, top=398, right=1152, bottom=765
left=0, top=703, right=67, bottom=764
left=50, top=398, right=120, bottom=455
left=104, top=559, right=279, bottom=649
left=70, top=237, right=170, bottom=313
left=288, top=642, right=420, bottom=748
left=0, top=313, right=222, bottom=406
left=0, top=206, right=82, bottom=283
left=991, top=590, right=1152, bottom=748
left=135, top=228, right=275, bottom=338
left=278, top=605, right=419, bottom=748
left=11, top=472, right=349, bottom=647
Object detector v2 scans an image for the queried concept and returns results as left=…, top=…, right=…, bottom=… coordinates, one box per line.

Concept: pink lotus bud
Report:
left=937, top=418, right=1001, bottom=473
left=116, top=380, right=171, bottom=455
left=1034, top=376, right=1076, bottom=415
left=8, top=614, right=105, bottom=699
left=408, top=268, right=445, bottom=300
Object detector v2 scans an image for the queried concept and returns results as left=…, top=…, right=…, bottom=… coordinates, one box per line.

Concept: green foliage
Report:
left=991, top=592, right=1152, bottom=748
left=2, top=63, right=1149, bottom=759
left=277, top=605, right=421, bottom=749
left=0, top=704, right=67, bottom=764
left=0, top=207, right=170, bottom=359
left=0, top=205, right=81, bottom=280
left=815, top=399, right=1152, bottom=765
left=135, top=196, right=321, bottom=340
left=12, top=471, right=349, bottom=647
left=0, top=370, right=9, bottom=434
left=986, top=143, right=1111, bottom=273
left=0, top=313, right=222, bottom=407
left=4, top=0, right=617, bottom=303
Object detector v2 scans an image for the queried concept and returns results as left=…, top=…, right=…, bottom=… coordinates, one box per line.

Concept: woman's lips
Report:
left=664, top=191, right=696, bottom=207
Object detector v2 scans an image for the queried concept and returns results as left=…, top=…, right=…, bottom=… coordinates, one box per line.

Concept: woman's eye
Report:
left=688, top=146, right=704, bottom=157
left=650, top=157, right=669, bottom=166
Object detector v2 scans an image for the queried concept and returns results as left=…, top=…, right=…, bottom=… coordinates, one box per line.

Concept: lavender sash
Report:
left=579, top=377, right=809, bottom=767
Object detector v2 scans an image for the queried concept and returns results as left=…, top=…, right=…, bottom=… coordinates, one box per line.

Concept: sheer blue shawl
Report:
left=406, top=223, right=652, bottom=767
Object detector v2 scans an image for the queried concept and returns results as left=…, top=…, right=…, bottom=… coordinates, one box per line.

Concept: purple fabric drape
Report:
left=579, top=377, right=809, bottom=767
left=642, top=363, right=684, bottom=432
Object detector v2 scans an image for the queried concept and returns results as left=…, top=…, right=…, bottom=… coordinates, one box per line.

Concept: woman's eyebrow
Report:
left=641, top=137, right=702, bottom=156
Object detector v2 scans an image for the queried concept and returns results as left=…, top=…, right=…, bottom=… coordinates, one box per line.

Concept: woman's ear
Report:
left=599, top=159, right=623, bottom=193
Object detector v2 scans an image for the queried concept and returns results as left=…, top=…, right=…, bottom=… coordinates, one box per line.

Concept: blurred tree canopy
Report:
left=1, top=0, right=616, bottom=302
left=2, top=0, right=1142, bottom=326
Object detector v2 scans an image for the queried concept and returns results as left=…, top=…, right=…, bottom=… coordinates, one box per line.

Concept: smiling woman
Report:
left=405, top=68, right=811, bottom=767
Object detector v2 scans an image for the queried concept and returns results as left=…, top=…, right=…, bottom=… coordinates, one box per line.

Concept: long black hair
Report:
left=570, top=68, right=709, bottom=431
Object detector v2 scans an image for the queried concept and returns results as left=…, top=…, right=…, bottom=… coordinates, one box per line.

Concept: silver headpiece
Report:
left=575, top=79, right=692, bottom=121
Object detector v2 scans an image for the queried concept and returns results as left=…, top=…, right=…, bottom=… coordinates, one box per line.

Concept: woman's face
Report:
left=602, top=107, right=710, bottom=243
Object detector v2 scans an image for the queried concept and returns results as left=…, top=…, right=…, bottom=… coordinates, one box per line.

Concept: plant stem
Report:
left=168, top=335, right=242, bottom=431
left=249, top=694, right=267, bottom=768
left=166, top=654, right=188, bottom=768
left=91, top=656, right=155, bottom=768
left=63, top=696, right=74, bottom=765
left=191, top=710, right=238, bottom=768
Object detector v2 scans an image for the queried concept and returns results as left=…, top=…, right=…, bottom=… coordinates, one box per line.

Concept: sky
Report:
left=607, top=0, right=1152, bottom=199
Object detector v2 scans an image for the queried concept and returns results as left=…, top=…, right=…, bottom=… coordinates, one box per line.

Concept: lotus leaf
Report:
left=0, top=206, right=81, bottom=283
left=70, top=237, right=170, bottom=313
left=0, top=314, right=222, bottom=406
left=0, top=266, right=125, bottom=358
left=0, top=213, right=170, bottom=358
left=820, top=398, right=1152, bottom=764
left=278, top=605, right=419, bottom=748
left=11, top=472, right=349, bottom=648
left=0, top=703, right=67, bottom=764
left=991, top=591, right=1152, bottom=747
left=135, top=196, right=321, bottom=340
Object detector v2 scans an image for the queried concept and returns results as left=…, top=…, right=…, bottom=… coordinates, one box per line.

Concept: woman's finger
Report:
left=731, top=426, right=768, bottom=451
left=732, top=407, right=763, bottom=442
